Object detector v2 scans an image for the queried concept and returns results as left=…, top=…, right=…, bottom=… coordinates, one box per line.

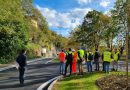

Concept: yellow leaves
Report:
left=99, top=14, right=110, bottom=25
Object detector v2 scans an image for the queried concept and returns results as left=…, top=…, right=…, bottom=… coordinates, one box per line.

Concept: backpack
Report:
left=94, top=52, right=100, bottom=59
left=88, top=53, right=93, bottom=60
left=67, top=52, right=73, bottom=61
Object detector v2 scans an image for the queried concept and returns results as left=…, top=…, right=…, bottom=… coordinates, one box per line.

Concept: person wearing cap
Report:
left=102, top=48, right=112, bottom=73
left=72, top=49, right=77, bottom=74
left=59, top=49, right=66, bottom=74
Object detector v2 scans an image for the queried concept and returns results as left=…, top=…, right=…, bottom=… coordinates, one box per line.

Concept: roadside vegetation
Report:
left=53, top=58, right=59, bottom=63
left=0, top=0, right=67, bottom=64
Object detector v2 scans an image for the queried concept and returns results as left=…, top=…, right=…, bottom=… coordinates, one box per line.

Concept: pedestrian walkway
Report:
left=82, top=61, right=130, bottom=72
left=0, top=64, right=13, bottom=68
left=0, top=58, right=50, bottom=72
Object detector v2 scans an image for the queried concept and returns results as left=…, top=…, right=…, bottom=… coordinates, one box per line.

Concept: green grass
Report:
left=53, top=72, right=126, bottom=90
left=53, top=58, right=59, bottom=62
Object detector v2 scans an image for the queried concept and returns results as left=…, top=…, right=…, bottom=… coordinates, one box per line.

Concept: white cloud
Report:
left=71, top=8, right=92, bottom=18
left=36, top=5, right=92, bottom=30
left=100, top=0, right=111, bottom=8
left=104, top=11, right=111, bottom=16
left=77, top=0, right=92, bottom=4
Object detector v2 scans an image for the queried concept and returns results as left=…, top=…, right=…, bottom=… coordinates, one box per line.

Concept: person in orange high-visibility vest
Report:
left=59, top=49, right=66, bottom=74
left=72, top=49, right=77, bottom=74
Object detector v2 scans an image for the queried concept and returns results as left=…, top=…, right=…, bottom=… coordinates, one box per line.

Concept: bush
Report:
left=0, top=21, right=28, bottom=64
left=26, top=43, right=42, bottom=59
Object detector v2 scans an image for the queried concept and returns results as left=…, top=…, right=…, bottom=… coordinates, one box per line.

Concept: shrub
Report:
left=26, top=43, right=42, bottom=59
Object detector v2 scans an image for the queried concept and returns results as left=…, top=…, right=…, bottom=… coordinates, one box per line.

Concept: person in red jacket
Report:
left=59, top=50, right=66, bottom=74
left=72, top=49, right=77, bottom=74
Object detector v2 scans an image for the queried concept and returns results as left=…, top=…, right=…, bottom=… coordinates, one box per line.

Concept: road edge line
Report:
left=47, top=75, right=63, bottom=90
left=37, top=76, right=59, bottom=90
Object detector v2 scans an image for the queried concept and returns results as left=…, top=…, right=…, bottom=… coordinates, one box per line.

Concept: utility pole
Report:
left=125, top=0, right=129, bottom=89
left=126, top=26, right=129, bottom=89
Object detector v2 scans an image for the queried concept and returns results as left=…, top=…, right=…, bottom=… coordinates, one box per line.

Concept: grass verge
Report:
left=52, top=58, right=59, bottom=62
left=52, top=72, right=126, bottom=90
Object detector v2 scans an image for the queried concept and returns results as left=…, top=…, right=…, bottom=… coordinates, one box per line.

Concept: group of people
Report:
left=15, top=47, right=120, bottom=85
left=58, top=48, right=120, bottom=76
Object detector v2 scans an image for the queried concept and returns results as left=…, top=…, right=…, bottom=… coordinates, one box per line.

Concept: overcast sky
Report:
left=34, top=0, right=116, bottom=37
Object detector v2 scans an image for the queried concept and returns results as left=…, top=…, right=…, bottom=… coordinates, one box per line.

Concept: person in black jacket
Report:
left=94, top=49, right=100, bottom=71
left=16, top=49, right=27, bottom=85
left=64, top=48, right=73, bottom=76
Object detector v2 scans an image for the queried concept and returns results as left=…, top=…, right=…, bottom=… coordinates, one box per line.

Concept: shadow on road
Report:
left=0, top=74, right=59, bottom=89
left=0, top=62, right=60, bottom=89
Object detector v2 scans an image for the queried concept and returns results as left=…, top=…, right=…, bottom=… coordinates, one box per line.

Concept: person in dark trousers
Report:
left=85, top=50, right=93, bottom=73
left=94, top=49, right=100, bottom=71
left=16, top=49, right=27, bottom=85
left=120, top=46, right=124, bottom=56
left=64, top=48, right=73, bottom=76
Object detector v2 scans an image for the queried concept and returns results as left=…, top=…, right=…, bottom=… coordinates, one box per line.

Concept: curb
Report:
left=47, top=79, right=58, bottom=90
left=0, top=57, right=53, bottom=72
left=47, top=75, right=62, bottom=90
left=37, top=76, right=60, bottom=90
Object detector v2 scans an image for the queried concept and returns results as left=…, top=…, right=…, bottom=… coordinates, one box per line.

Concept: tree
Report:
left=0, top=0, right=28, bottom=63
left=72, top=10, right=110, bottom=49
left=0, top=0, right=68, bottom=63
left=70, top=9, right=122, bottom=50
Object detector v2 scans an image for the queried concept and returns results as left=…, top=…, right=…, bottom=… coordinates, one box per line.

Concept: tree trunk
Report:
left=110, top=35, right=113, bottom=51
left=106, top=37, right=110, bottom=48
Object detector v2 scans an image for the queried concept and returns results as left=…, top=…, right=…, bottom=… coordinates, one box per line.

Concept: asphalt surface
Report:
left=0, top=58, right=60, bottom=90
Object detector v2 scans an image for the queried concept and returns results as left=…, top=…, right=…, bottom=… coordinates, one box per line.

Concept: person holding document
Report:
left=16, top=49, right=27, bottom=85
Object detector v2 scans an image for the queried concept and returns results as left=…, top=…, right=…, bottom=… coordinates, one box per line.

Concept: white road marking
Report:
left=45, top=60, right=53, bottom=64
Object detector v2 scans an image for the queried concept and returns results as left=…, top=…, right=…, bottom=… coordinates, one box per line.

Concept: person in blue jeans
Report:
left=87, top=60, right=92, bottom=72
left=59, top=50, right=66, bottom=74
left=60, top=62, right=65, bottom=74
left=102, top=48, right=112, bottom=73
left=16, top=49, right=27, bottom=85
left=85, top=50, right=93, bottom=72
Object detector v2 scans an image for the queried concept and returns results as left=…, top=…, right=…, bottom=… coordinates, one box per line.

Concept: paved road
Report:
left=0, top=58, right=60, bottom=90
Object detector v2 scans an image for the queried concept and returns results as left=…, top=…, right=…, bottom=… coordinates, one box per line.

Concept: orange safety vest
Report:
left=59, top=52, right=66, bottom=62
left=73, top=51, right=77, bottom=62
